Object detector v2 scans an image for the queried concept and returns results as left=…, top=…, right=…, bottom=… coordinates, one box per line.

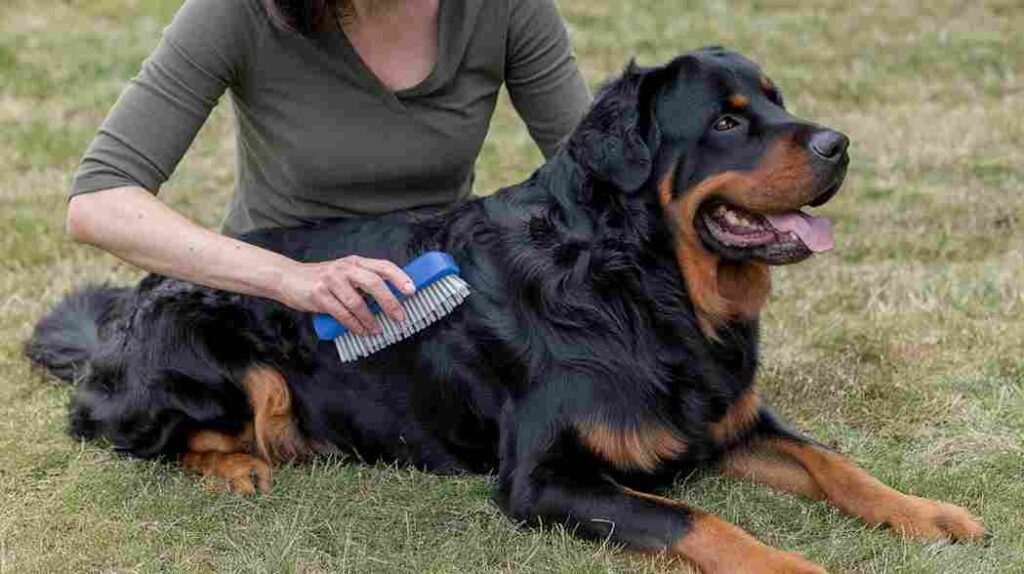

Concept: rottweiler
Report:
left=27, top=47, right=983, bottom=573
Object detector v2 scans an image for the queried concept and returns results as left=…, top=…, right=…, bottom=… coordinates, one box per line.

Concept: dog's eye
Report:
left=766, top=87, right=785, bottom=108
left=713, top=116, right=740, bottom=131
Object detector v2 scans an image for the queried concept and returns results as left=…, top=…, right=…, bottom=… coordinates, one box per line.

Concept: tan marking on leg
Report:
left=722, top=439, right=986, bottom=542
left=241, top=366, right=310, bottom=464
left=720, top=442, right=823, bottom=498
left=182, top=426, right=269, bottom=494
left=181, top=451, right=272, bottom=494
left=186, top=426, right=253, bottom=454
left=179, top=366, right=310, bottom=495
left=620, top=487, right=824, bottom=573
left=577, top=421, right=687, bottom=473
left=709, top=389, right=762, bottom=444
left=675, top=513, right=825, bottom=574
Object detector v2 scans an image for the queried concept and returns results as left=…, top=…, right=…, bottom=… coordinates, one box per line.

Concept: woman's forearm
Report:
left=67, top=186, right=296, bottom=302
left=66, top=186, right=415, bottom=335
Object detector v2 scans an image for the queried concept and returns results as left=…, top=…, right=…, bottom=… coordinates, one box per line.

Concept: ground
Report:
left=1, top=0, right=1022, bottom=572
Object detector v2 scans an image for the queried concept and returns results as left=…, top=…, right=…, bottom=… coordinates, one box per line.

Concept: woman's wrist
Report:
left=251, top=251, right=305, bottom=308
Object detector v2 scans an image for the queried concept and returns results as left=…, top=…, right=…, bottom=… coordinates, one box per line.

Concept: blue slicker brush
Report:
left=313, top=251, right=471, bottom=362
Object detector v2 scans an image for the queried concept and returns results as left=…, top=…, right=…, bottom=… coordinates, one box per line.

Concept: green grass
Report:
left=2, top=0, right=1022, bottom=572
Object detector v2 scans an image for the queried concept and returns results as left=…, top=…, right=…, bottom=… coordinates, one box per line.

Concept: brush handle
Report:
left=312, top=251, right=460, bottom=340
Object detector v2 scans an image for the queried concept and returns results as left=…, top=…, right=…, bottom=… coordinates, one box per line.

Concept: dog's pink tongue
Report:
left=764, top=212, right=834, bottom=252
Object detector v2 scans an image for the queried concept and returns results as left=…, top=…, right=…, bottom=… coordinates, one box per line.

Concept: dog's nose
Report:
left=809, top=130, right=849, bottom=161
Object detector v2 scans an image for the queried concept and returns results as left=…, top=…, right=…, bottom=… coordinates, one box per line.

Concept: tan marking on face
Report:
left=577, top=420, right=687, bottom=473
left=760, top=75, right=775, bottom=92
left=659, top=137, right=815, bottom=335
left=709, top=389, right=761, bottom=443
left=660, top=174, right=766, bottom=336
left=728, top=94, right=749, bottom=108
left=737, top=136, right=817, bottom=211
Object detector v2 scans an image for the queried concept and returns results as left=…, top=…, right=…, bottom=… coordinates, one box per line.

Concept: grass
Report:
left=1, top=0, right=1022, bottom=572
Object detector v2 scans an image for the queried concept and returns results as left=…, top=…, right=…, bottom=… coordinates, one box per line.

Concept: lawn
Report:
left=1, top=0, right=1022, bottom=572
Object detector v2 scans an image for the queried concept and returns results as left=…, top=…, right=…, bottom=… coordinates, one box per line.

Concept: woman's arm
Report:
left=68, top=187, right=413, bottom=336
left=67, top=0, right=411, bottom=334
left=505, top=0, right=592, bottom=158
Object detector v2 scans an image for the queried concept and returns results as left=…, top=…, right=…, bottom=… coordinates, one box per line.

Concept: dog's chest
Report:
left=567, top=322, right=761, bottom=474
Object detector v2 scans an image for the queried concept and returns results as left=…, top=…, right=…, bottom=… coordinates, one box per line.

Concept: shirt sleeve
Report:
left=505, top=0, right=591, bottom=159
left=70, top=0, right=257, bottom=197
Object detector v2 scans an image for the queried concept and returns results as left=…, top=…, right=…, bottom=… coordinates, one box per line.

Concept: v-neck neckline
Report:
left=326, top=0, right=449, bottom=108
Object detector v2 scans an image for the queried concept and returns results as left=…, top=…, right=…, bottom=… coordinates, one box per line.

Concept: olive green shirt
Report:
left=70, top=0, right=590, bottom=236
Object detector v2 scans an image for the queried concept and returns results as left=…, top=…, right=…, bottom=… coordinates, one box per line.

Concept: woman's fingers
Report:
left=305, top=256, right=413, bottom=335
left=326, top=274, right=380, bottom=334
left=353, top=257, right=416, bottom=296
left=312, top=283, right=367, bottom=335
left=346, top=266, right=407, bottom=324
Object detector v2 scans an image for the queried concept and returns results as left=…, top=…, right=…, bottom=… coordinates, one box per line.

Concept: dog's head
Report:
left=567, top=47, right=849, bottom=335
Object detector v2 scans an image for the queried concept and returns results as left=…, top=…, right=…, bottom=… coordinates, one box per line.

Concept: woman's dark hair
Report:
left=266, top=0, right=344, bottom=36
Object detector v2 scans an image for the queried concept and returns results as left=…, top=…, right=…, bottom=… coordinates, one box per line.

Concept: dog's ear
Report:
left=567, top=62, right=668, bottom=193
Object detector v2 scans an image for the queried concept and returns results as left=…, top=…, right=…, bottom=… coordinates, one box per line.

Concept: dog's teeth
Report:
left=724, top=209, right=742, bottom=226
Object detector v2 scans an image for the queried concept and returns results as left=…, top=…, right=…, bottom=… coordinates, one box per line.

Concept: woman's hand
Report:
left=278, top=255, right=416, bottom=335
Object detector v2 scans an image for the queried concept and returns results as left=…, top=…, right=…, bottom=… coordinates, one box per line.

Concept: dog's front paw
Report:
left=886, top=495, right=985, bottom=542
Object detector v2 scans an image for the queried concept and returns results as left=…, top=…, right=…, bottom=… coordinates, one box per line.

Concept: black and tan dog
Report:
left=27, top=48, right=983, bottom=572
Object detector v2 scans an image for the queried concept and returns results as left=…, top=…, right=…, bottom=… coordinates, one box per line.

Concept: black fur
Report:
left=24, top=286, right=130, bottom=384
left=28, top=49, right=854, bottom=555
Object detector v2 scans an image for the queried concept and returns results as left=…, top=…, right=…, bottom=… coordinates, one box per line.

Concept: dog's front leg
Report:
left=181, top=365, right=310, bottom=494
left=494, top=402, right=823, bottom=574
left=498, top=463, right=822, bottom=573
left=718, top=410, right=985, bottom=542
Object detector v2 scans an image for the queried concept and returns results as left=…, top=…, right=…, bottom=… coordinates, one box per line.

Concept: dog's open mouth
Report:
left=697, top=202, right=834, bottom=265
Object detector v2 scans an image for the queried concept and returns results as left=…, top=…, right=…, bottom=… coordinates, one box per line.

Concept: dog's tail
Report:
left=25, top=286, right=131, bottom=384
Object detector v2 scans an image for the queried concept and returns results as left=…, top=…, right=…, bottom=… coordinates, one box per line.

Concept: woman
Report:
left=67, top=0, right=590, bottom=336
